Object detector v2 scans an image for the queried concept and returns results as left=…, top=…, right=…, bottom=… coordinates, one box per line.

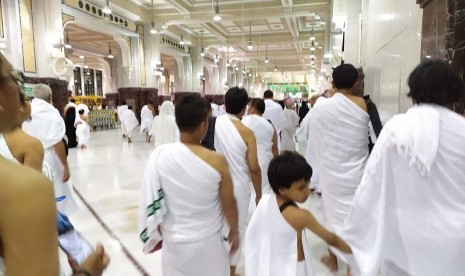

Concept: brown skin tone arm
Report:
left=298, top=209, right=351, bottom=253
left=0, top=164, right=59, bottom=276
left=54, top=140, right=70, bottom=182
left=271, top=128, right=279, bottom=158
left=22, top=140, right=44, bottom=172
left=245, top=131, right=262, bottom=202
left=216, top=155, right=240, bottom=252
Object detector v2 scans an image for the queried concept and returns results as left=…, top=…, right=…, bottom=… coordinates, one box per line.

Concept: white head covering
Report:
left=151, top=101, right=179, bottom=147
left=159, top=101, right=175, bottom=116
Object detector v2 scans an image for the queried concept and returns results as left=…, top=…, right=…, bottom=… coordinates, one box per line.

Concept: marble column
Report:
left=191, top=47, right=203, bottom=93
left=344, top=0, right=363, bottom=67
left=418, top=0, right=465, bottom=113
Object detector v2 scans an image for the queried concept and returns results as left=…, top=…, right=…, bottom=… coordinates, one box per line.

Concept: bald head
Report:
left=33, top=84, right=52, bottom=103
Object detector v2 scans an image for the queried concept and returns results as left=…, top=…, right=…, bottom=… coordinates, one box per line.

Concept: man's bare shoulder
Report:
left=0, top=158, right=52, bottom=203
left=186, top=145, right=227, bottom=172
left=231, top=120, right=254, bottom=139
left=7, top=130, right=44, bottom=154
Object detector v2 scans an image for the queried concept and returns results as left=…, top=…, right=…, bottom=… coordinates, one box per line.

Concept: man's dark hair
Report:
left=264, top=90, right=273, bottom=99
left=407, top=60, right=464, bottom=106
left=78, top=109, right=85, bottom=115
left=208, top=98, right=213, bottom=103
left=268, top=151, right=312, bottom=194
left=148, top=100, right=154, bottom=105
left=332, top=63, right=359, bottom=90
left=122, top=100, right=127, bottom=105
left=70, top=99, right=76, bottom=103
left=175, top=94, right=210, bottom=132
left=250, top=98, right=265, bottom=114
left=225, top=86, right=249, bottom=115
left=128, top=106, right=132, bottom=110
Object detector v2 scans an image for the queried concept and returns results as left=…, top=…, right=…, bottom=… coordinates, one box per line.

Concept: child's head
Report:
left=268, top=151, right=312, bottom=203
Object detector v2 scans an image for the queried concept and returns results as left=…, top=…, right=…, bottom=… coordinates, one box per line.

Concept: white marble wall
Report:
left=361, top=0, right=423, bottom=122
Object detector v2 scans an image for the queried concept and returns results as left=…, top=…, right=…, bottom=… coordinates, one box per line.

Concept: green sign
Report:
left=24, top=84, right=34, bottom=97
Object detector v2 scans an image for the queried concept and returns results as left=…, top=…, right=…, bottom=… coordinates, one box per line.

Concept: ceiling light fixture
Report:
left=161, top=23, right=167, bottom=30
left=213, top=0, right=221, bottom=21
left=200, top=30, right=205, bottom=56
left=265, top=44, right=269, bottom=63
left=226, top=46, right=230, bottom=66
left=107, top=43, right=114, bottom=59
left=179, top=25, right=185, bottom=45
left=102, top=0, right=112, bottom=14
left=79, top=55, right=84, bottom=59
left=247, top=21, right=253, bottom=50
left=64, top=30, right=72, bottom=49
left=150, top=0, right=157, bottom=34
left=83, top=57, right=88, bottom=69
left=215, top=53, right=219, bottom=63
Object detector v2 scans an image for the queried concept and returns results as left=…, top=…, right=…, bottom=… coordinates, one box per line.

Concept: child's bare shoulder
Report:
left=282, top=206, right=314, bottom=230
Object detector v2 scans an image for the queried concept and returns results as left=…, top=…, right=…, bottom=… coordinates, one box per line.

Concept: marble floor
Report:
left=66, top=128, right=348, bottom=276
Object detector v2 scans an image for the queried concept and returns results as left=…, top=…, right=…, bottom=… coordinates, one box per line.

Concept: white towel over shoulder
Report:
left=245, top=194, right=314, bottom=276
left=308, top=93, right=369, bottom=233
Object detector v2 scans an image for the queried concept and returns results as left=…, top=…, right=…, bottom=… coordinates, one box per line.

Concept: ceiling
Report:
left=67, top=0, right=332, bottom=74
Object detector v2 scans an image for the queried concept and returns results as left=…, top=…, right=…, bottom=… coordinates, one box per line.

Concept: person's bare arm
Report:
left=54, top=140, right=70, bottom=182
left=245, top=130, right=262, bottom=203
left=271, top=128, right=279, bottom=158
left=23, top=140, right=44, bottom=172
left=0, top=164, right=59, bottom=276
left=216, top=155, right=240, bottom=253
left=299, top=209, right=351, bottom=253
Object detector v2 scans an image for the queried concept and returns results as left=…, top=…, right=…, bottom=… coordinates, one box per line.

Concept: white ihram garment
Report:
left=140, top=105, right=154, bottom=134
left=242, top=114, right=274, bottom=194
left=341, top=104, right=465, bottom=276
left=151, top=101, right=179, bottom=147
left=75, top=116, right=90, bottom=147
left=117, top=105, right=128, bottom=122
left=282, top=108, right=299, bottom=151
left=294, top=108, right=320, bottom=192
left=245, top=194, right=314, bottom=276
left=308, top=93, right=369, bottom=234
left=263, top=99, right=285, bottom=132
left=214, top=114, right=250, bottom=266
left=23, top=98, right=82, bottom=215
left=121, top=109, right=139, bottom=138
left=138, top=143, right=228, bottom=276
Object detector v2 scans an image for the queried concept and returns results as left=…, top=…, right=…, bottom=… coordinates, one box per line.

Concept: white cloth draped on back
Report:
left=341, top=104, right=465, bottom=276
left=214, top=114, right=250, bottom=265
left=117, top=105, right=128, bottom=122
left=242, top=114, right=274, bottom=194
left=139, top=143, right=227, bottom=275
left=282, top=108, right=299, bottom=151
left=23, top=98, right=82, bottom=215
left=294, top=108, right=320, bottom=191
left=245, top=194, right=314, bottom=276
left=151, top=101, right=179, bottom=147
left=140, top=105, right=154, bottom=134
left=263, top=99, right=285, bottom=132
left=75, top=116, right=90, bottom=146
left=308, top=93, right=369, bottom=233
left=121, top=109, right=139, bottom=137
left=138, top=145, right=168, bottom=253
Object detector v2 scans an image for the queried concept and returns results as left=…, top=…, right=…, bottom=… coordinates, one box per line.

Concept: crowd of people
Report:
left=1, top=47, right=465, bottom=276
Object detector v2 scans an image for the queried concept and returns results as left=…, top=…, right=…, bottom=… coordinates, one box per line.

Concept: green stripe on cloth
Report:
left=140, top=228, right=148, bottom=242
left=147, top=189, right=164, bottom=216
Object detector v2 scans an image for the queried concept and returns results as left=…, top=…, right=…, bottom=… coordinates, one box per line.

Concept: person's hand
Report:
left=62, top=165, right=70, bottom=182
left=228, top=230, right=240, bottom=254
left=255, top=193, right=262, bottom=206
left=69, top=244, right=110, bottom=276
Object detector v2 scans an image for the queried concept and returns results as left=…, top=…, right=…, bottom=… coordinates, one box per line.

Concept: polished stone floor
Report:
left=66, top=128, right=347, bottom=275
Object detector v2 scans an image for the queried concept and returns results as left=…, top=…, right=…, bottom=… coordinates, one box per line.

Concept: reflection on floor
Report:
left=66, top=128, right=347, bottom=275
